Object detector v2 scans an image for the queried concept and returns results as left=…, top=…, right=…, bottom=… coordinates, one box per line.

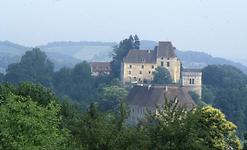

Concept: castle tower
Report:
left=182, top=69, right=202, bottom=98
left=156, top=41, right=181, bottom=83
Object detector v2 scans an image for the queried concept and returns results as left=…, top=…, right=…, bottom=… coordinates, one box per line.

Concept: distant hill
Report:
left=0, top=41, right=116, bottom=72
left=0, top=40, right=247, bottom=74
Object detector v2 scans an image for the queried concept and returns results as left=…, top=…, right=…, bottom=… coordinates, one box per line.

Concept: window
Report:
left=167, top=62, right=170, bottom=67
left=189, top=78, right=195, bottom=84
left=141, top=65, right=144, bottom=69
left=138, top=78, right=141, bottom=82
left=129, top=65, right=132, bottom=68
left=149, top=71, right=151, bottom=74
left=152, top=65, right=154, bottom=69
left=161, top=62, right=164, bottom=67
left=139, top=71, right=142, bottom=74
left=161, top=57, right=164, bottom=60
left=128, top=71, right=131, bottom=75
left=134, top=77, right=137, bottom=81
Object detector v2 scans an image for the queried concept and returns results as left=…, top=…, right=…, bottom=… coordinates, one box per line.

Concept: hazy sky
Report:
left=0, top=0, right=247, bottom=61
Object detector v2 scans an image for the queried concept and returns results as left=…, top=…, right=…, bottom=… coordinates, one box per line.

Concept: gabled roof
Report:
left=123, top=49, right=156, bottom=63
left=89, top=62, right=111, bottom=72
left=157, top=41, right=176, bottom=58
left=126, top=85, right=195, bottom=108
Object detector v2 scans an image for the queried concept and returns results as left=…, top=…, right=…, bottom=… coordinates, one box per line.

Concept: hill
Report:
left=0, top=40, right=247, bottom=74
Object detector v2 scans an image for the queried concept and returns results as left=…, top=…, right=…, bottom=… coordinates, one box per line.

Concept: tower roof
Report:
left=157, top=41, right=176, bottom=58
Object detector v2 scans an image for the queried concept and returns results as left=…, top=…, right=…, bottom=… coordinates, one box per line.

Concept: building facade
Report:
left=182, top=69, right=202, bottom=98
left=121, top=41, right=181, bottom=84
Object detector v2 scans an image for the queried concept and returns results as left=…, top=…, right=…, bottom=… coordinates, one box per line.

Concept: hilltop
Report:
left=0, top=40, right=247, bottom=74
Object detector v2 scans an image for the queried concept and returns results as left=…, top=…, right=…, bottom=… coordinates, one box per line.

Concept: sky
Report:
left=0, top=0, right=247, bottom=62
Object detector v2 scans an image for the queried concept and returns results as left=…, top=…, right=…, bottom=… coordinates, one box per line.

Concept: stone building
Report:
left=182, top=69, right=202, bottom=98
left=126, top=85, right=195, bottom=125
left=121, top=41, right=181, bottom=84
left=89, top=62, right=111, bottom=76
left=123, top=41, right=203, bottom=124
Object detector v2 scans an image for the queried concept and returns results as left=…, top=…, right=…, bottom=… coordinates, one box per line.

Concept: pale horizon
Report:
left=1, top=0, right=247, bottom=62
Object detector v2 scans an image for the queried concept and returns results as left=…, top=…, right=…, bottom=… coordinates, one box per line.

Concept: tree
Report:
left=202, top=65, right=247, bottom=136
left=111, top=35, right=140, bottom=78
left=5, top=48, right=54, bottom=87
left=100, top=85, right=128, bottom=111
left=0, top=94, right=69, bottom=150
left=244, top=132, right=247, bottom=150
left=152, top=67, right=172, bottom=85
left=133, top=34, right=140, bottom=49
left=0, top=73, right=3, bottom=82
left=53, top=61, right=94, bottom=104
left=193, top=106, right=241, bottom=150
left=140, top=99, right=241, bottom=150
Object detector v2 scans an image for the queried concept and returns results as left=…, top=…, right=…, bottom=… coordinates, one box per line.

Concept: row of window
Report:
left=128, top=70, right=153, bottom=75
left=128, top=62, right=170, bottom=69
left=129, top=65, right=155, bottom=69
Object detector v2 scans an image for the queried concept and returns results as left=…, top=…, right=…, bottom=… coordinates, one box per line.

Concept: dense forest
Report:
left=1, top=35, right=247, bottom=149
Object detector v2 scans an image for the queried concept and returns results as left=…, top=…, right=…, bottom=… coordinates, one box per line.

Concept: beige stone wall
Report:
left=122, top=62, right=157, bottom=83
left=122, top=57, right=181, bottom=84
left=156, top=57, right=181, bottom=83
left=182, top=72, right=202, bottom=98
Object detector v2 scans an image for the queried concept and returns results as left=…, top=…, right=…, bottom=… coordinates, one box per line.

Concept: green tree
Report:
left=111, top=35, right=140, bottom=78
left=202, top=65, right=247, bottom=136
left=5, top=48, right=54, bottom=87
left=0, top=94, right=69, bottom=150
left=244, top=132, right=247, bottom=150
left=0, top=82, right=58, bottom=107
left=100, top=85, right=128, bottom=111
left=0, top=73, right=3, bottom=82
left=53, top=61, right=94, bottom=104
left=140, top=98, right=241, bottom=150
left=193, top=106, right=241, bottom=150
left=152, top=66, right=172, bottom=85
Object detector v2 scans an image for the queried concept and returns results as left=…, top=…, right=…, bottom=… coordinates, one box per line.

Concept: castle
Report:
left=121, top=41, right=202, bottom=97
left=122, top=41, right=202, bottom=124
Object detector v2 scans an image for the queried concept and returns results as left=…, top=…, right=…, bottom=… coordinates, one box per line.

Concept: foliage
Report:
left=111, top=35, right=140, bottom=78
left=189, top=91, right=205, bottom=106
left=53, top=61, right=94, bottom=104
left=5, top=48, right=54, bottom=87
left=152, top=66, right=172, bottom=85
left=195, top=106, right=241, bottom=150
left=244, top=132, right=247, bottom=150
left=202, top=65, right=247, bottom=136
left=100, top=85, right=128, bottom=111
left=0, top=82, right=57, bottom=106
left=0, top=73, right=3, bottom=82
left=140, top=99, right=241, bottom=150
left=0, top=89, right=69, bottom=149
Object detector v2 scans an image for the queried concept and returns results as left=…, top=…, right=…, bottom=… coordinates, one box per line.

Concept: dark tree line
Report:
left=202, top=65, right=247, bottom=137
